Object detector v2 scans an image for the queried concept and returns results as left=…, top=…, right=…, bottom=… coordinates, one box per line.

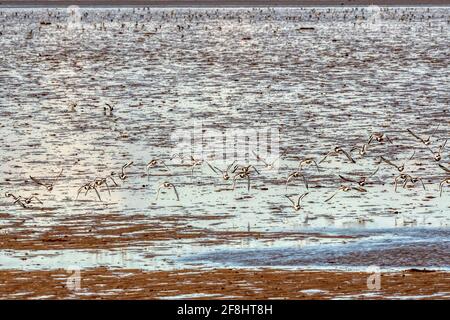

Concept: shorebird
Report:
left=286, top=170, right=309, bottom=190
left=338, top=166, right=379, bottom=187
left=297, top=158, right=320, bottom=172
left=426, top=139, right=447, bottom=162
left=378, top=156, right=406, bottom=172
left=394, top=174, right=426, bottom=192
left=76, top=181, right=102, bottom=201
left=350, top=143, right=369, bottom=157
left=104, top=103, right=114, bottom=114
left=146, top=158, right=171, bottom=174
left=68, top=101, right=77, bottom=112
left=440, top=178, right=449, bottom=197
left=187, top=156, right=204, bottom=176
left=252, top=150, right=285, bottom=170
left=406, top=125, right=439, bottom=146
left=112, top=161, right=133, bottom=181
left=285, top=192, right=309, bottom=211
left=29, top=169, right=63, bottom=192
left=206, top=160, right=236, bottom=181
left=155, top=181, right=179, bottom=201
left=367, top=132, right=393, bottom=145
left=5, top=192, right=27, bottom=208
left=93, top=175, right=118, bottom=196
left=325, top=185, right=367, bottom=202
left=232, top=165, right=259, bottom=191
left=319, top=147, right=356, bottom=164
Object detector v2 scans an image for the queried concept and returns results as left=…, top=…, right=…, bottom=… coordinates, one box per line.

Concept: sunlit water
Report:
left=0, top=6, right=449, bottom=271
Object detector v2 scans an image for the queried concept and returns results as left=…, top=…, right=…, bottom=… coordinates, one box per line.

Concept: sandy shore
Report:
left=0, top=268, right=449, bottom=299
left=1, top=1, right=450, bottom=7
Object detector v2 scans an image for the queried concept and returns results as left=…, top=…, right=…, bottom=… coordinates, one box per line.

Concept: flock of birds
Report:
left=4, top=116, right=449, bottom=213
left=1, top=7, right=449, bottom=215
left=0, top=6, right=448, bottom=39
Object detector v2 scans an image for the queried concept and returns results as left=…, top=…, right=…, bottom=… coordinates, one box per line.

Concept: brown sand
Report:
left=0, top=212, right=357, bottom=250
left=0, top=268, right=449, bottom=299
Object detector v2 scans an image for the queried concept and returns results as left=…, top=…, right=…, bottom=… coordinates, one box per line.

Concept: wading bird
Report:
left=112, top=161, right=133, bottom=180
left=5, top=192, right=27, bottom=208
left=350, top=143, right=369, bottom=157
left=319, top=147, right=356, bottom=164
left=76, top=181, right=103, bottom=202
left=206, top=160, right=236, bottom=181
left=146, top=158, right=171, bottom=175
left=29, top=169, right=63, bottom=192
left=155, top=181, right=179, bottom=201
left=325, top=185, right=367, bottom=202
left=252, top=150, right=285, bottom=170
left=285, top=192, right=309, bottom=211
left=394, top=174, right=426, bottom=192
left=338, top=167, right=379, bottom=187
left=232, top=165, right=259, bottom=191
left=440, top=178, right=449, bottom=197
left=367, top=132, right=393, bottom=145
left=286, top=170, right=309, bottom=190
left=297, top=158, right=320, bottom=172
left=426, top=139, right=447, bottom=162
left=406, top=125, right=439, bottom=146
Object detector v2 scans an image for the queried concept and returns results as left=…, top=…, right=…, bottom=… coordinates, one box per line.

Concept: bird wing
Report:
left=407, top=129, right=423, bottom=142
left=325, top=191, right=339, bottom=203
left=339, top=175, right=357, bottom=183
left=172, top=185, right=180, bottom=201
left=368, top=166, right=380, bottom=177
left=226, top=160, right=237, bottom=172
left=206, top=161, right=218, bottom=174
left=299, top=192, right=309, bottom=204
left=285, top=195, right=295, bottom=206
left=341, top=149, right=356, bottom=163
left=29, top=176, right=46, bottom=187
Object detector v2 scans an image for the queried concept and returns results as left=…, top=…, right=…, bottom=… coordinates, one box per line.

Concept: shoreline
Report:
left=0, top=268, right=448, bottom=299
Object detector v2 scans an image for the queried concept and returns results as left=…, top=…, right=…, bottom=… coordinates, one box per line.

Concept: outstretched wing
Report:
left=298, top=192, right=309, bottom=205
left=341, top=148, right=356, bottom=163
left=172, top=184, right=180, bottom=201
left=339, top=175, right=358, bottom=183
left=406, top=129, right=423, bottom=142
left=285, top=195, right=295, bottom=206
left=29, top=176, right=46, bottom=187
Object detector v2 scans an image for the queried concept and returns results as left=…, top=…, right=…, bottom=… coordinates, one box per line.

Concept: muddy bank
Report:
left=0, top=268, right=449, bottom=299
left=0, top=212, right=357, bottom=250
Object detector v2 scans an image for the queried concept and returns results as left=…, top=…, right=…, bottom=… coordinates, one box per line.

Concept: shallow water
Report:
left=0, top=6, right=449, bottom=271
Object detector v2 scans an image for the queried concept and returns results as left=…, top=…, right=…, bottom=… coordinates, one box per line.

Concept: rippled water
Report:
left=0, top=6, right=449, bottom=271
